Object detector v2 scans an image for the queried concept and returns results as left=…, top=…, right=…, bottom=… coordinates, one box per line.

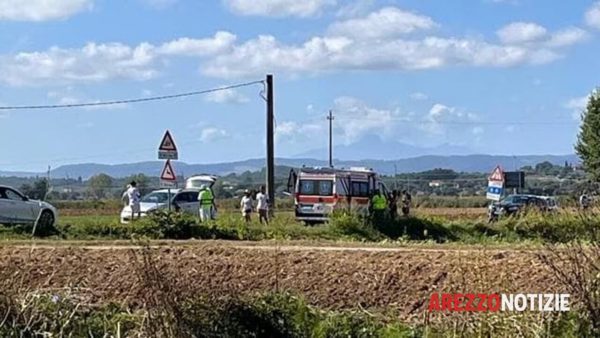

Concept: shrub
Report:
left=135, top=210, right=196, bottom=239
left=329, top=211, right=382, bottom=241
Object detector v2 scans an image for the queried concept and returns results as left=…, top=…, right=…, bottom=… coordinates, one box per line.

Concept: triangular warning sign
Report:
left=489, top=166, right=505, bottom=182
left=159, top=130, right=177, bottom=151
left=160, top=160, right=177, bottom=181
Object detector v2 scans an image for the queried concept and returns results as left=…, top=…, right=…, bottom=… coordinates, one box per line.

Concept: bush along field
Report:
left=3, top=208, right=600, bottom=245
left=1, top=291, right=590, bottom=338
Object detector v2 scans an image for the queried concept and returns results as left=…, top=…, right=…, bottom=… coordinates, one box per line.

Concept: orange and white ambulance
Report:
left=288, top=167, right=390, bottom=224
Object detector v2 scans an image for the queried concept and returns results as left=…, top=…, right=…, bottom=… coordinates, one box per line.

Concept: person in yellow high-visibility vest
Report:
left=370, top=189, right=388, bottom=222
left=198, top=185, right=214, bottom=223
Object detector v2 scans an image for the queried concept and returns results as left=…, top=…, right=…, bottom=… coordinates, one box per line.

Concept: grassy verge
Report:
left=0, top=289, right=587, bottom=337
left=2, top=209, right=598, bottom=245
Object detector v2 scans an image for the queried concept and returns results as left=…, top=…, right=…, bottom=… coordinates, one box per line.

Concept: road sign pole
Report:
left=266, top=74, right=275, bottom=215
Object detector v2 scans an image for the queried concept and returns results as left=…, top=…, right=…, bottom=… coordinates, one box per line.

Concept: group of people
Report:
left=121, top=181, right=270, bottom=224
left=240, top=186, right=270, bottom=224
left=370, top=189, right=412, bottom=220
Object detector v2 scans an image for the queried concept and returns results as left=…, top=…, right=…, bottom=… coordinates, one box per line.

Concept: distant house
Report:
left=429, top=180, right=460, bottom=189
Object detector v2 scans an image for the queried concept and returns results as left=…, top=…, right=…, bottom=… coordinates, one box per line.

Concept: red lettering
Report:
left=476, top=294, right=487, bottom=312
left=465, top=293, right=476, bottom=312
left=428, top=293, right=441, bottom=311
left=454, top=294, right=465, bottom=312
left=442, top=294, right=453, bottom=311
left=488, top=294, right=501, bottom=312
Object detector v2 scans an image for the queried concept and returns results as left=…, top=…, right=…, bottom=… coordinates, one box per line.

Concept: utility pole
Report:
left=327, top=110, right=334, bottom=168
left=394, top=164, right=398, bottom=190
left=45, top=165, right=51, bottom=201
left=266, top=74, right=275, bottom=213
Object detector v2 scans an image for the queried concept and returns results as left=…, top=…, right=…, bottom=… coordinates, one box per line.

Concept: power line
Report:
left=0, top=80, right=264, bottom=110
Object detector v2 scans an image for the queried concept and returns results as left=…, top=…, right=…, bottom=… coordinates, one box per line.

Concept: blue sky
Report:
left=0, top=0, right=599, bottom=171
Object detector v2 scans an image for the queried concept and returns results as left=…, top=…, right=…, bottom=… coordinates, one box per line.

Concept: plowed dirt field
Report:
left=0, top=242, right=564, bottom=321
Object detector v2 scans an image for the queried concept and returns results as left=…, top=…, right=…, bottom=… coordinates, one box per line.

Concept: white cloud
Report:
left=565, top=95, right=589, bottom=120
left=410, top=92, right=428, bottom=101
left=158, top=31, right=236, bottom=56
left=203, top=32, right=567, bottom=79
left=204, top=87, right=249, bottom=104
left=0, top=6, right=588, bottom=86
left=497, top=22, right=547, bottom=44
left=277, top=97, right=410, bottom=145
left=497, top=22, right=587, bottom=48
left=335, top=0, right=375, bottom=18
left=0, top=32, right=237, bottom=86
left=0, top=42, right=157, bottom=86
left=328, top=7, right=437, bottom=40
left=423, top=103, right=478, bottom=135
left=585, top=2, right=600, bottom=29
left=200, top=127, right=228, bottom=143
left=275, top=120, right=324, bottom=144
left=546, top=27, right=589, bottom=47
left=332, top=96, right=407, bottom=144
left=202, top=7, right=585, bottom=79
left=223, top=0, right=336, bottom=17
left=0, top=0, right=92, bottom=21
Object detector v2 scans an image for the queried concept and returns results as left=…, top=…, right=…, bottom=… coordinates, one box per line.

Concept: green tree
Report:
left=535, top=161, right=555, bottom=175
left=19, top=178, right=49, bottom=200
left=576, top=89, right=600, bottom=180
left=124, top=173, right=152, bottom=195
left=88, top=173, right=113, bottom=199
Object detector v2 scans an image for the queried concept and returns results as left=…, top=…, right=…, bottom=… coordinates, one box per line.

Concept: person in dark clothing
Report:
left=401, top=190, right=412, bottom=217
left=388, top=190, right=398, bottom=220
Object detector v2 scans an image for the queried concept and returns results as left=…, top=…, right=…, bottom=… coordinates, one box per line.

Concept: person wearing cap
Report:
left=198, top=184, right=214, bottom=222
left=240, top=189, right=254, bottom=222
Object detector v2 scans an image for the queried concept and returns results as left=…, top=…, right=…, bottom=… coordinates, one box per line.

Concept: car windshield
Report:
left=141, top=192, right=170, bottom=204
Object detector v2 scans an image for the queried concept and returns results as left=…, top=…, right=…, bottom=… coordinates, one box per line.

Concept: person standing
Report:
left=388, top=190, right=399, bottom=220
left=240, top=189, right=254, bottom=223
left=401, top=190, right=412, bottom=217
left=198, top=184, right=214, bottom=223
left=580, top=192, right=590, bottom=211
left=370, top=189, right=388, bottom=222
left=123, top=181, right=141, bottom=221
left=256, top=186, right=269, bottom=224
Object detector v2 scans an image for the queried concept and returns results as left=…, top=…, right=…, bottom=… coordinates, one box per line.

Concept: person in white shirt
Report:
left=122, top=181, right=141, bottom=221
left=240, top=189, right=253, bottom=223
left=256, top=185, right=269, bottom=224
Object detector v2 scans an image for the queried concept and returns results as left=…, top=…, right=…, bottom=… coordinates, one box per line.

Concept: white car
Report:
left=120, top=189, right=201, bottom=224
left=0, top=185, right=58, bottom=228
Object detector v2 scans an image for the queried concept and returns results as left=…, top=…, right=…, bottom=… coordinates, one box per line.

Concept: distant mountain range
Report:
left=0, top=154, right=580, bottom=179
left=295, top=136, right=474, bottom=159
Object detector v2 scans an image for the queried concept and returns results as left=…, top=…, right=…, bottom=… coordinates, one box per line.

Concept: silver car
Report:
left=120, top=189, right=201, bottom=224
left=0, top=185, right=58, bottom=228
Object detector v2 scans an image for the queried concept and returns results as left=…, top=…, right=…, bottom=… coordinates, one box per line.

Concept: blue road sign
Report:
left=487, top=181, right=504, bottom=201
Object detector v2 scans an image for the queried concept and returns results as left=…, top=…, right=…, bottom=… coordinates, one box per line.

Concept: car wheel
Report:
left=35, top=210, right=55, bottom=235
